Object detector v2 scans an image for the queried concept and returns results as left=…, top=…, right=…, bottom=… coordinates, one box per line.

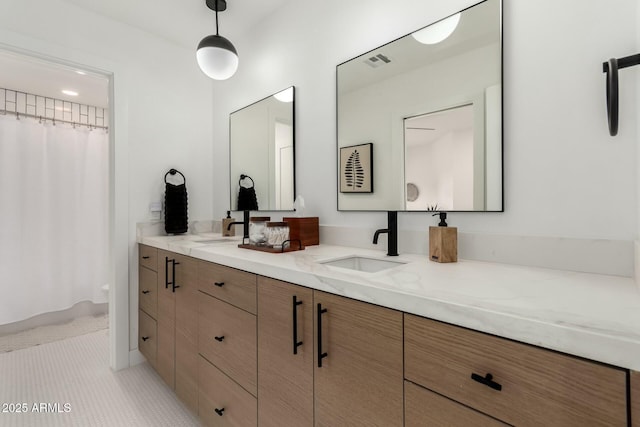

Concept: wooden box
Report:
left=283, top=217, right=319, bottom=246
left=429, top=226, right=457, bottom=263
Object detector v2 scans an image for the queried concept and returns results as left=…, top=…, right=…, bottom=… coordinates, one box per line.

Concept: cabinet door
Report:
left=313, top=291, right=403, bottom=427
left=633, top=371, right=640, bottom=427
left=257, top=277, right=313, bottom=427
left=157, top=250, right=176, bottom=389
left=199, top=355, right=257, bottom=427
left=138, top=309, right=157, bottom=368
left=174, top=254, right=199, bottom=413
left=405, top=381, right=508, bottom=427
left=139, top=265, right=158, bottom=319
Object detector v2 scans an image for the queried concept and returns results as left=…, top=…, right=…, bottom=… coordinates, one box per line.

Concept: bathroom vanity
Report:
left=137, top=236, right=640, bottom=426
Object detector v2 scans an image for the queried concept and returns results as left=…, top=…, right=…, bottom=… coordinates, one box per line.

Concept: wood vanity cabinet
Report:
left=632, top=370, right=640, bottom=427
left=156, top=249, right=199, bottom=413
left=313, top=290, right=404, bottom=427
left=404, top=314, right=628, bottom=426
left=404, top=380, right=508, bottom=427
left=197, top=261, right=257, bottom=427
left=257, top=277, right=314, bottom=427
left=138, top=244, right=158, bottom=368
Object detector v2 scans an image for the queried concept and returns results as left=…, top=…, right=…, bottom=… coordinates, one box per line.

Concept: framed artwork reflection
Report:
left=339, top=142, right=373, bottom=193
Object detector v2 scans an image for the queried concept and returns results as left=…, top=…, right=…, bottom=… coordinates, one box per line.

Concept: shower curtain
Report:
left=0, top=114, right=108, bottom=325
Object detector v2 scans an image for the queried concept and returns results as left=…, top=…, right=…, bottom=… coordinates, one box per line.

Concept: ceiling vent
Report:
left=364, top=53, right=391, bottom=68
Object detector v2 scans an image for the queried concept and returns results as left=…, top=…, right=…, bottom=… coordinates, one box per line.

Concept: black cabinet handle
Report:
left=471, top=373, right=502, bottom=391
left=142, top=336, right=149, bottom=341
left=142, top=255, right=150, bottom=259
left=165, top=257, right=172, bottom=289
left=171, top=260, right=180, bottom=292
left=142, top=290, right=150, bottom=294
left=214, top=407, right=225, bottom=416
left=214, top=336, right=225, bottom=342
left=292, top=296, right=303, bottom=355
left=214, top=282, right=225, bottom=287
left=317, top=303, right=328, bottom=367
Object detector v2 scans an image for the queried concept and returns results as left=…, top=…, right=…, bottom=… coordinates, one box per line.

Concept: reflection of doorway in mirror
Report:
left=274, top=121, right=294, bottom=210
left=404, top=104, right=474, bottom=211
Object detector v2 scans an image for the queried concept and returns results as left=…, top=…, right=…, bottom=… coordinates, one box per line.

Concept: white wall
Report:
left=212, top=0, right=638, bottom=244
left=0, top=0, right=214, bottom=367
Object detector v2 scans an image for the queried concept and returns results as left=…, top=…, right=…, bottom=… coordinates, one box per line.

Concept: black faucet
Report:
left=373, top=211, right=398, bottom=256
left=227, top=210, right=250, bottom=240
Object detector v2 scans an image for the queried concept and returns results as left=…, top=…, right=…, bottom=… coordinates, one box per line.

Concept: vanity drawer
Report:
left=198, top=355, right=257, bottom=427
left=198, top=261, right=256, bottom=314
left=198, top=291, right=257, bottom=396
left=404, top=314, right=627, bottom=427
left=405, top=380, right=508, bottom=427
left=139, top=265, right=158, bottom=319
left=139, top=244, right=158, bottom=271
left=138, top=309, right=157, bottom=368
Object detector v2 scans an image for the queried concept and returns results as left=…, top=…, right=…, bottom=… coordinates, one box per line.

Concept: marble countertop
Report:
left=139, top=233, right=640, bottom=371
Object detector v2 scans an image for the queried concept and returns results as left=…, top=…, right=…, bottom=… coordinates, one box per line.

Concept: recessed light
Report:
left=62, top=90, right=78, bottom=96
left=76, top=70, right=87, bottom=75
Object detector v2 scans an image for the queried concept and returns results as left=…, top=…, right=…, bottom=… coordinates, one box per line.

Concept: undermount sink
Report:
left=195, top=238, right=237, bottom=244
left=320, top=256, right=406, bottom=273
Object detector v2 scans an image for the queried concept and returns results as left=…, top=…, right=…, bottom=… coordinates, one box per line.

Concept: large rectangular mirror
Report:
left=230, top=87, right=295, bottom=211
left=337, top=0, right=502, bottom=212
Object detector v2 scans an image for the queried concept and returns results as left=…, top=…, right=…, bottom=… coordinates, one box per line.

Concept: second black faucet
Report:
left=373, top=211, right=398, bottom=256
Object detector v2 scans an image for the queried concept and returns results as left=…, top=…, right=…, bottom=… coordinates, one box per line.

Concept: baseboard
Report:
left=129, top=349, right=146, bottom=367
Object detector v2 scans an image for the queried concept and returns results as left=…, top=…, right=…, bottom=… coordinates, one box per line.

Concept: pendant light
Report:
left=412, top=13, right=461, bottom=45
left=197, top=0, right=239, bottom=80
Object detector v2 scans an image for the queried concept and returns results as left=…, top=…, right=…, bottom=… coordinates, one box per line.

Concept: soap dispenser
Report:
left=222, top=211, right=236, bottom=237
left=429, top=212, right=457, bottom=263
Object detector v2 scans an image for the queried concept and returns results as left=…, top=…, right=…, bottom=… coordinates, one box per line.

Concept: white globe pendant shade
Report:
left=412, top=13, right=461, bottom=45
left=273, top=87, right=294, bottom=103
left=197, top=34, right=239, bottom=80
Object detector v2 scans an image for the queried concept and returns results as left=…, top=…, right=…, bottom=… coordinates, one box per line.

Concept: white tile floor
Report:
left=0, top=329, right=199, bottom=426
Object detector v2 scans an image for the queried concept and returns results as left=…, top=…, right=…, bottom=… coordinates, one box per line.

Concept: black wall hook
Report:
left=602, top=53, right=640, bottom=136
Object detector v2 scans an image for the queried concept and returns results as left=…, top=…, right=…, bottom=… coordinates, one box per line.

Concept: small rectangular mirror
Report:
left=337, top=0, right=502, bottom=212
left=230, top=87, right=295, bottom=211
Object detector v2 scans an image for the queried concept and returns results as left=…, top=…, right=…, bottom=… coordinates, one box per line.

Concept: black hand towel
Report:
left=237, top=174, right=258, bottom=211
left=164, top=169, right=188, bottom=234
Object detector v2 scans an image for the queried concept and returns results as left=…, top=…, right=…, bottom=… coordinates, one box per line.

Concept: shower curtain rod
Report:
left=0, top=110, right=109, bottom=131
left=0, top=87, right=108, bottom=131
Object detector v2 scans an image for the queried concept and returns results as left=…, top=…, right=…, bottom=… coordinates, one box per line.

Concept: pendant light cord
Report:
left=215, top=0, right=219, bottom=35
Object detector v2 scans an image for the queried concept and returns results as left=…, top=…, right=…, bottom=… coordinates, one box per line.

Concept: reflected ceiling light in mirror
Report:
left=412, top=13, right=461, bottom=45
left=197, top=0, right=239, bottom=80
left=274, top=87, right=294, bottom=103
left=61, top=89, right=78, bottom=96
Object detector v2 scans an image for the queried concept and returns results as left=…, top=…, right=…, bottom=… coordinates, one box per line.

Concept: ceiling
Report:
left=0, top=0, right=291, bottom=110
left=64, top=0, right=291, bottom=49
left=0, top=50, right=110, bottom=108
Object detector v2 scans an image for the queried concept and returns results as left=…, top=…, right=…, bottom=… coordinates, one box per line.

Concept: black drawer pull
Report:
left=142, top=290, right=150, bottom=294
left=214, top=282, right=225, bottom=287
left=142, top=256, right=150, bottom=259
left=292, top=296, right=303, bottom=355
left=214, top=336, right=225, bottom=342
left=471, top=373, right=502, bottom=391
left=165, top=257, right=172, bottom=289
left=171, top=260, right=180, bottom=292
left=142, top=336, right=149, bottom=341
left=214, top=407, right=225, bottom=416
left=317, top=303, right=328, bottom=367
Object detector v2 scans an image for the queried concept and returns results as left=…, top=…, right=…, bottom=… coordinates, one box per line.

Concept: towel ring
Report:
left=602, top=53, right=640, bottom=136
left=165, top=168, right=186, bottom=184
left=239, top=174, right=254, bottom=188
